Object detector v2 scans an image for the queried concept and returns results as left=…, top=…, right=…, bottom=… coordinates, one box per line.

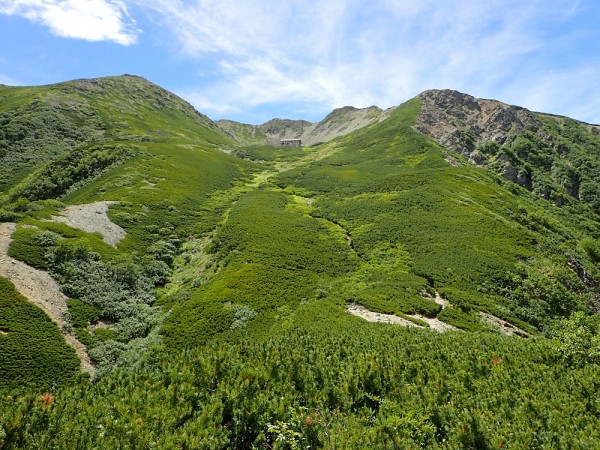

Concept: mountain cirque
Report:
left=1, top=75, right=600, bottom=448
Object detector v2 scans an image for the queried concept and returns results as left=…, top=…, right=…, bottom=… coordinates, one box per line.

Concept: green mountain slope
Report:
left=164, top=96, right=599, bottom=348
left=0, top=75, right=226, bottom=191
left=0, top=75, right=256, bottom=378
left=1, top=76, right=600, bottom=448
left=0, top=75, right=255, bottom=244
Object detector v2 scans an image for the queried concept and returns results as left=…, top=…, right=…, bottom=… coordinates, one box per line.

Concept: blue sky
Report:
left=1, top=1, right=599, bottom=125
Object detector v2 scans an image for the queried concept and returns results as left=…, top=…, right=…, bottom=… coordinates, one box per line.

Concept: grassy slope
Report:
left=55, top=77, right=257, bottom=252
left=278, top=98, right=599, bottom=328
left=0, top=75, right=233, bottom=194
left=3, top=77, right=598, bottom=350
left=163, top=97, right=599, bottom=347
left=2, top=79, right=600, bottom=447
left=0, top=277, right=80, bottom=393
left=1, top=75, right=257, bottom=249
left=0, top=76, right=257, bottom=386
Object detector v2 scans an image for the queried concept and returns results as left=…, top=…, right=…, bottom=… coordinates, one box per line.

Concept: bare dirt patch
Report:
left=347, top=303, right=422, bottom=327
left=432, top=291, right=448, bottom=308
left=51, top=201, right=125, bottom=247
left=0, top=222, right=95, bottom=375
left=88, top=319, right=115, bottom=333
left=479, top=311, right=530, bottom=337
left=347, top=303, right=459, bottom=332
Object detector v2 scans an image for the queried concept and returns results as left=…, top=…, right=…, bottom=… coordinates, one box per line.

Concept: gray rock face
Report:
left=502, top=164, right=519, bottom=183
left=413, top=89, right=541, bottom=160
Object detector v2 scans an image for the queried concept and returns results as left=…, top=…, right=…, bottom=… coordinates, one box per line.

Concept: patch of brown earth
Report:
left=347, top=302, right=459, bottom=332
left=432, top=291, right=449, bottom=308
left=347, top=303, right=421, bottom=327
left=88, top=319, right=115, bottom=333
left=410, top=314, right=459, bottom=332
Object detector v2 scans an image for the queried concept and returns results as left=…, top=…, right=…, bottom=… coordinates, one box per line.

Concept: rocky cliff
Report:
left=414, top=89, right=541, bottom=164
left=413, top=89, right=600, bottom=211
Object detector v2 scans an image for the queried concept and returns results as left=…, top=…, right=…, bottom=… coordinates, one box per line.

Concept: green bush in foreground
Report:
left=6, top=227, right=59, bottom=269
left=1, top=320, right=600, bottom=448
left=0, top=277, right=80, bottom=394
left=554, top=311, right=600, bottom=367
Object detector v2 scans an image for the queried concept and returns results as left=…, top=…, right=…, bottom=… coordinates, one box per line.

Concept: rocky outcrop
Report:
left=412, top=89, right=600, bottom=211
left=413, top=89, right=541, bottom=164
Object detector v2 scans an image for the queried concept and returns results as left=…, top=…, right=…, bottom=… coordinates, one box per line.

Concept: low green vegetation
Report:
left=232, top=144, right=305, bottom=163
left=7, top=143, right=139, bottom=202
left=6, top=226, right=56, bottom=269
left=2, top=75, right=600, bottom=447
left=2, top=309, right=600, bottom=448
left=162, top=187, right=359, bottom=348
left=475, top=116, right=600, bottom=214
left=1, top=75, right=256, bottom=379
left=436, top=307, right=486, bottom=332
left=554, top=311, right=600, bottom=367
left=6, top=223, right=167, bottom=377
left=0, top=277, right=80, bottom=393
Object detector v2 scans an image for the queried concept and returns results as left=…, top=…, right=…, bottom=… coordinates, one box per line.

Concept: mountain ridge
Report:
left=216, top=104, right=394, bottom=146
left=413, top=88, right=600, bottom=212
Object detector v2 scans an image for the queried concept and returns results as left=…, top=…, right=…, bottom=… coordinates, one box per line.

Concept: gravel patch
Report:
left=347, top=302, right=459, bottom=332
left=347, top=303, right=422, bottom=327
left=51, top=201, right=126, bottom=247
left=479, top=311, right=530, bottom=337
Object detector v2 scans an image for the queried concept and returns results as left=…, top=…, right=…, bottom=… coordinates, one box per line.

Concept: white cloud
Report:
left=140, top=0, right=597, bottom=123
left=0, top=73, right=22, bottom=86
left=0, top=0, right=139, bottom=45
left=179, top=90, right=241, bottom=116
left=502, top=64, right=600, bottom=124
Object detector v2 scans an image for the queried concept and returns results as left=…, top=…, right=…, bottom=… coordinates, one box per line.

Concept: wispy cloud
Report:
left=0, top=0, right=139, bottom=45
left=5, top=0, right=593, bottom=122
left=503, top=64, right=600, bottom=124
left=137, top=0, right=597, bottom=122
left=0, top=72, right=22, bottom=86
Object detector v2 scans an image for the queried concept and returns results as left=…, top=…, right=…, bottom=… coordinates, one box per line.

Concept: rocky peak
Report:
left=260, top=118, right=312, bottom=138
left=414, top=89, right=541, bottom=162
left=322, top=105, right=381, bottom=122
